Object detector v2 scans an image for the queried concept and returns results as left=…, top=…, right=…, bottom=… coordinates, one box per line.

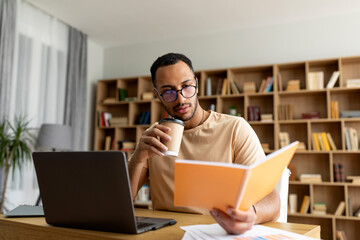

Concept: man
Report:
left=128, top=53, right=280, bottom=234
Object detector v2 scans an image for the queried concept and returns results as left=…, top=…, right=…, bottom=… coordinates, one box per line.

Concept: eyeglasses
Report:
left=155, top=84, right=197, bottom=103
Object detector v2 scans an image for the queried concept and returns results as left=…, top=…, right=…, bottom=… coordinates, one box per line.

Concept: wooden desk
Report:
left=0, top=208, right=320, bottom=240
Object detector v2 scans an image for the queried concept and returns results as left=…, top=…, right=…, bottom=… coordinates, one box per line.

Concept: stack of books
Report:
left=301, top=112, right=320, bottom=119
left=340, top=110, right=360, bottom=118
left=346, top=78, right=360, bottom=88
left=243, top=81, right=256, bottom=94
left=142, top=92, right=154, bottom=100
left=300, top=174, right=322, bottom=183
left=109, top=116, right=128, bottom=126
left=346, top=176, right=360, bottom=184
left=260, top=113, right=273, bottom=122
left=312, top=202, right=326, bottom=215
left=286, top=80, right=300, bottom=91
left=118, top=140, right=136, bottom=151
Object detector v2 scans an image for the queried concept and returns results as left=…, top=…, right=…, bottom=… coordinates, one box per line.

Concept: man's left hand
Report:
left=210, top=206, right=257, bottom=235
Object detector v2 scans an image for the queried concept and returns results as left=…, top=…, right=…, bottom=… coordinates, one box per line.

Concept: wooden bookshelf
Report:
left=94, top=56, right=360, bottom=240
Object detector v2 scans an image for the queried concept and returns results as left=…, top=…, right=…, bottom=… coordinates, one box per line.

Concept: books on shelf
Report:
left=118, top=140, right=136, bottom=151
left=346, top=176, right=360, bottom=184
left=109, top=116, right=128, bottom=126
left=142, top=92, right=154, bottom=100
left=286, top=80, right=300, bottom=91
left=300, top=174, right=322, bottom=183
left=336, top=230, right=348, bottom=240
left=340, top=110, right=360, bottom=118
left=312, top=202, right=326, bottom=215
left=331, top=101, right=339, bottom=119
left=103, top=97, right=117, bottom=104
left=118, top=88, right=128, bottom=101
left=333, top=163, right=345, bottom=182
left=247, top=106, right=261, bottom=121
left=334, top=201, right=345, bottom=216
left=137, top=111, right=151, bottom=125
left=277, top=72, right=283, bottom=91
left=244, top=81, right=256, bottom=94
left=279, top=132, right=290, bottom=148
left=104, top=136, right=115, bottom=150
left=260, top=113, right=273, bottom=122
left=229, top=78, right=240, bottom=94
left=346, top=78, right=360, bottom=88
left=344, top=127, right=359, bottom=151
left=288, top=193, right=297, bottom=213
left=326, top=71, right=340, bottom=89
left=98, top=111, right=112, bottom=127
left=326, top=133, right=337, bottom=150
left=173, top=141, right=299, bottom=212
left=311, top=132, right=336, bottom=151
left=308, top=71, right=324, bottom=90
left=206, top=77, right=212, bottom=96
left=299, top=195, right=310, bottom=214
left=301, top=112, right=320, bottom=119
left=278, top=104, right=294, bottom=120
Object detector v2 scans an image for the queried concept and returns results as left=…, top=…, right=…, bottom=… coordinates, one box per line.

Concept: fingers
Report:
left=210, top=208, right=255, bottom=235
left=138, top=123, right=171, bottom=157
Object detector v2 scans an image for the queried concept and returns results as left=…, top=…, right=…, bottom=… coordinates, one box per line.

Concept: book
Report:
left=334, top=201, right=345, bottom=216
left=331, top=101, right=339, bottom=119
left=104, top=136, right=112, bottom=150
left=118, top=140, right=136, bottom=149
left=354, top=206, right=360, bottom=217
left=317, top=132, right=325, bottom=151
left=279, top=132, right=290, bottom=148
left=326, top=71, right=340, bottom=88
left=299, top=195, right=310, bottom=214
left=312, top=133, right=320, bottom=151
left=336, top=230, right=348, bottom=240
left=340, top=110, right=360, bottom=118
left=258, top=79, right=267, bottom=93
left=301, top=112, right=320, bottom=119
left=243, top=81, right=256, bottom=94
left=321, top=132, right=331, bottom=151
left=277, top=72, right=283, bottom=91
left=327, top=133, right=337, bottom=150
left=221, top=78, right=228, bottom=95
left=174, top=141, right=299, bottom=212
left=349, top=127, right=359, bottom=151
left=286, top=80, right=300, bottom=91
left=344, top=127, right=352, bottom=150
left=348, top=198, right=353, bottom=216
left=308, top=71, right=324, bottom=90
left=229, top=78, right=240, bottom=94
left=142, top=92, right=154, bottom=100
left=206, top=77, right=212, bottom=96
left=333, top=163, right=341, bottom=182
left=288, top=193, right=297, bottom=213
left=312, top=202, right=326, bottom=215
left=346, top=78, right=360, bottom=88
left=300, top=174, right=322, bottom=183
left=346, top=176, right=360, bottom=184
left=264, top=76, right=274, bottom=92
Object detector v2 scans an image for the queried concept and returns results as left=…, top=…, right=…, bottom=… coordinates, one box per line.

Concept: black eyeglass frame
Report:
left=154, top=78, right=198, bottom=103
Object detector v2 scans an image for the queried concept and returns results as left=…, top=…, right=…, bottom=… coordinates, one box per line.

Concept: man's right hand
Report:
left=131, top=122, right=171, bottom=163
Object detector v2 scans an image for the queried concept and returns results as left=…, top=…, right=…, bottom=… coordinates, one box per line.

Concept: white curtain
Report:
left=4, top=0, right=69, bottom=211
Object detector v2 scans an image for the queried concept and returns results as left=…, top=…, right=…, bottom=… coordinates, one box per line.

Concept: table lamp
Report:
left=35, top=124, right=73, bottom=205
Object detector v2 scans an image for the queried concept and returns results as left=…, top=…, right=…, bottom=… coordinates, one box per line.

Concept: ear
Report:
left=153, top=88, right=160, bottom=99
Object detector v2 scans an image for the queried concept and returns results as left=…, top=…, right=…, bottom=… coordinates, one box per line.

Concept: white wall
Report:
left=103, top=12, right=360, bottom=78
left=86, top=39, right=104, bottom=150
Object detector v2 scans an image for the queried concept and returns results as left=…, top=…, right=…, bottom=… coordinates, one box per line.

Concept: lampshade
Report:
left=36, top=124, right=73, bottom=151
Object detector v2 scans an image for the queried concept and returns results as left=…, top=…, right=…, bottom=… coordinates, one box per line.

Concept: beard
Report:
left=161, top=96, right=199, bottom=122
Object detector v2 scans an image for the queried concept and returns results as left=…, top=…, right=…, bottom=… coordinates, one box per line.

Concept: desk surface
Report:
left=0, top=208, right=320, bottom=240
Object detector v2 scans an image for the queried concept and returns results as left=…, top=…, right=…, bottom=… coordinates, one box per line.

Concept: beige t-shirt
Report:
left=146, top=111, right=265, bottom=214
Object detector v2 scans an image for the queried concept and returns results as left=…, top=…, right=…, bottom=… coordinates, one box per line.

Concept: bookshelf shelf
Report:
left=94, top=55, right=360, bottom=239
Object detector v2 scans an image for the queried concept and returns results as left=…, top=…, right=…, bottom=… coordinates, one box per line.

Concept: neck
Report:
left=184, top=107, right=206, bottom=130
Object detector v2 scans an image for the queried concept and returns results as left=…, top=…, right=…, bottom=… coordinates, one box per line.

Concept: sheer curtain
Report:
left=4, top=0, right=69, bottom=211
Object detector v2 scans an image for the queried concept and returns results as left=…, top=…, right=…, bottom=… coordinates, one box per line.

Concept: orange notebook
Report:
left=174, top=141, right=299, bottom=212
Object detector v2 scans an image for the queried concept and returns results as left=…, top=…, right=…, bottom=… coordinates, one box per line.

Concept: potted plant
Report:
left=0, top=116, right=35, bottom=213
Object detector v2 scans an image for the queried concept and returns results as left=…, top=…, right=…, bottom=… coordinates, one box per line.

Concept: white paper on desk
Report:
left=181, top=223, right=319, bottom=240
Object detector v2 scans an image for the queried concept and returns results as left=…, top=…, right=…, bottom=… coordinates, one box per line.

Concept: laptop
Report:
left=32, top=151, right=176, bottom=234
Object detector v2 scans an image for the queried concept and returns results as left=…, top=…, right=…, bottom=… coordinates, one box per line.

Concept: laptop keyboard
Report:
left=136, top=221, right=154, bottom=229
